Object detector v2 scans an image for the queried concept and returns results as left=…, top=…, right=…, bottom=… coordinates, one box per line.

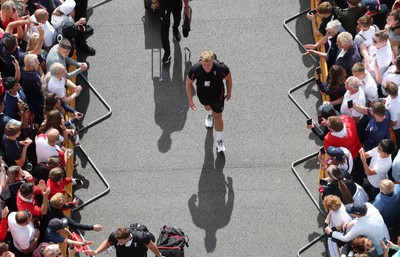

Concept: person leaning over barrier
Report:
left=85, top=226, right=164, bottom=257
left=46, top=38, right=88, bottom=79
left=307, top=1, right=335, bottom=38
left=325, top=202, right=389, bottom=256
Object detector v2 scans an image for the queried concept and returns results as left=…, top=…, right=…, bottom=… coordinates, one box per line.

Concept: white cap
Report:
left=59, top=0, right=76, bottom=15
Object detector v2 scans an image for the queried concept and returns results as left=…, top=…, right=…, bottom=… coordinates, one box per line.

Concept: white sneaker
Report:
left=205, top=114, right=213, bottom=128
left=216, top=140, right=225, bottom=153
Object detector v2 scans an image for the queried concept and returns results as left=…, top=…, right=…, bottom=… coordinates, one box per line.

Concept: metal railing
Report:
left=284, top=8, right=328, bottom=257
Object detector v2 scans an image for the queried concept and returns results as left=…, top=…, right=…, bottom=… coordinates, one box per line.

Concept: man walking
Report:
left=84, top=226, right=164, bottom=257
left=186, top=51, right=233, bottom=153
left=159, top=0, right=189, bottom=64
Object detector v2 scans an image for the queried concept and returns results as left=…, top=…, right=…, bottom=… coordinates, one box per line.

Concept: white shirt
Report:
left=339, top=147, right=353, bottom=175
left=330, top=204, right=352, bottom=229
left=47, top=76, right=66, bottom=98
left=367, top=147, right=392, bottom=188
left=354, top=25, right=377, bottom=48
left=7, top=212, right=36, bottom=252
left=381, top=65, right=400, bottom=96
left=331, top=126, right=348, bottom=138
left=51, top=14, right=74, bottom=31
left=340, top=88, right=366, bottom=118
left=35, top=134, right=62, bottom=163
left=369, top=41, right=393, bottom=79
left=25, top=15, right=56, bottom=47
left=332, top=203, right=389, bottom=255
left=385, top=94, right=400, bottom=130
left=359, top=71, right=378, bottom=102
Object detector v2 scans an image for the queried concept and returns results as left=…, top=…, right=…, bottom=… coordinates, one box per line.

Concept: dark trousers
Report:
left=159, top=1, right=182, bottom=53
left=74, top=0, right=88, bottom=47
left=74, top=0, right=88, bottom=20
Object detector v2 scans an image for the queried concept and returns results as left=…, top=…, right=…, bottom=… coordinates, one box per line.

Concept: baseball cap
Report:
left=320, top=105, right=339, bottom=119
left=48, top=218, right=68, bottom=231
left=327, top=146, right=345, bottom=161
left=361, top=0, right=380, bottom=13
left=345, top=202, right=367, bottom=215
left=59, top=0, right=76, bottom=15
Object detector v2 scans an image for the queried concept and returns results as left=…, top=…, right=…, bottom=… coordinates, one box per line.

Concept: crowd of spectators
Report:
left=305, top=0, right=400, bottom=256
left=0, top=0, right=102, bottom=257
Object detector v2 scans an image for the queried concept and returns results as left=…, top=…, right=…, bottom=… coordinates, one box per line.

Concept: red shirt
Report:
left=16, top=186, right=43, bottom=217
left=47, top=177, right=71, bottom=198
left=324, top=115, right=362, bottom=158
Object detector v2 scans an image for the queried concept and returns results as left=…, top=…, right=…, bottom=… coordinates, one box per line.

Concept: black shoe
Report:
left=173, top=29, right=181, bottom=42
left=162, top=51, right=171, bottom=64
left=79, top=44, right=96, bottom=55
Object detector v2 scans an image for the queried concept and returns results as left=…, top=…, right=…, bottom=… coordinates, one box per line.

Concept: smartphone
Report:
left=33, top=22, right=39, bottom=26
left=319, top=179, right=328, bottom=186
left=347, top=100, right=353, bottom=109
left=320, top=147, right=325, bottom=155
left=309, top=10, right=317, bottom=15
left=306, top=118, right=312, bottom=125
left=315, top=67, right=321, bottom=75
left=11, top=55, right=16, bottom=61
left=74, top=179, right=83, bottom=186
left=317, top=114, right=323, bottom=125
left=383, top=237, right=388, bottom=245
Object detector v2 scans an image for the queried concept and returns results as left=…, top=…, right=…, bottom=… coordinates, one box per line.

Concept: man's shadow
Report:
left=153, top=42, right=190, bottom=152
left=188, top=130, right=234, bottom=252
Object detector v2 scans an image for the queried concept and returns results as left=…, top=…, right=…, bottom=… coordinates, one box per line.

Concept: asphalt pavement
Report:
left=70, top=0, right=330, bottom=256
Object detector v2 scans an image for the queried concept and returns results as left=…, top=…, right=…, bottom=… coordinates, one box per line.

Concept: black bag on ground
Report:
left=157, top=226, right=189, bottom=257
left=130, top=223, right=156, bottom=242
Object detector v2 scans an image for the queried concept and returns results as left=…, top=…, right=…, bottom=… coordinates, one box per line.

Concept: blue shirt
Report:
left=363, top=109, right=391, bottom=151
left=373, top=184, right=400, bottom=228
left=44, top=227, right=65, bottom=243
left=3, top=90, right=27, bottom=120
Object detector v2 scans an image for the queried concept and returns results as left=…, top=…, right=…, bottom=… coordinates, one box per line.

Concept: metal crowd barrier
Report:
left=283, top=7, right=329, bottom=257
left=69, top=73, right=112, bottom=254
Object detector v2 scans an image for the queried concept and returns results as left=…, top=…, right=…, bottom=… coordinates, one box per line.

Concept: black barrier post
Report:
left=283, top=9, right=319, bottom=65
left=287, top=77, right=324, bottom=136
left=77, top=74, right=113, bottom=132
left=291, top=152, right=326, bottom=216
left=297, top=234, right=326, bottom=257
left=72, top=145, right=111, bottom=212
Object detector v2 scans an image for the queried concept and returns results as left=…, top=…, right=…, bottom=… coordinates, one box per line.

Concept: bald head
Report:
left=47, top=128, right=60, bottom=145
left=34, top=9, right=49, bottom=23
left=15, top=210, right=30, bottom=225
left=345, top=76, right=360, bottom=93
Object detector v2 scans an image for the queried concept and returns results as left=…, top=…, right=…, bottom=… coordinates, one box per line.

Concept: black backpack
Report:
left=130, top=223, right=156, bottom=242
left=157, top=226, right=189, bottom=257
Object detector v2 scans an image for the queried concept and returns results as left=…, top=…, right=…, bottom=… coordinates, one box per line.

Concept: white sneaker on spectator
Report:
left=216, top=140, right=225, bottom=153
left=205, top=114, right=213, bottom=129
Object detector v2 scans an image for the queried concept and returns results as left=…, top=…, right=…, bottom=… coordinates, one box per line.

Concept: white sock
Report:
left=216, top=131, right=223, bottom=141
left=206, top=110, right=212, bottom=116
